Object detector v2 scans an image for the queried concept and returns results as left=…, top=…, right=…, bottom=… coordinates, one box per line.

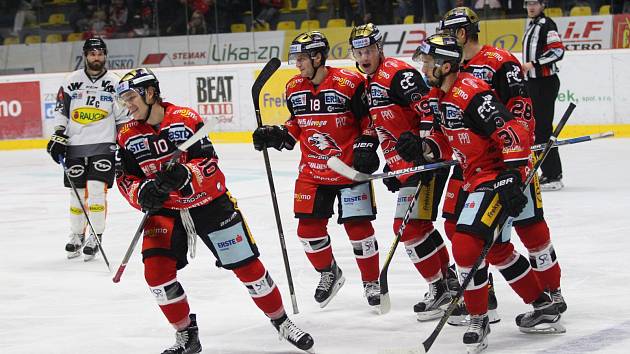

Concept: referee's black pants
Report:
left=527, top=75, right=562, bottom=179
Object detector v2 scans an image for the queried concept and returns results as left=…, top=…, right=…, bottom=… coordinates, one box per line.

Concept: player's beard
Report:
left=86, top=59, right=105, bottom=72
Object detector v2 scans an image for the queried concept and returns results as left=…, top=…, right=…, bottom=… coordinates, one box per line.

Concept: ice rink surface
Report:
left=1, top=138, right=629, bottom=354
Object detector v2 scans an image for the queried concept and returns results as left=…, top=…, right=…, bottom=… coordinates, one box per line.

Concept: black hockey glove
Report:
left=494, top=170, right=527, bottom=218
left=382, top=165, right=401, bottom=193
left=155, top=163, right=191, bottom=193
left=138, top=180, right=170, bottom=213
left=252, top=125, right=295, bottom=151
left=395, top=131, right=425, bottom=164
left=352, top=135, right=380, bottom=174
left=46, top=128, right=68, bottom=164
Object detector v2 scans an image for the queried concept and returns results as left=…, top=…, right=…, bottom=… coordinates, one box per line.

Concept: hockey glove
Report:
left=155, top=163, right=191, bottom=193
left=382, top=165, right=401, bottom=193
left=494, top=170, right=527, bottom=217
left=252, top=125, right=295, bottom=151
left=352, top=135, right=380, bottom=174
left=395, top=131, right=425, bottom=164
left=138, top=180, right=170, bottom=213
left=46, top=128, right=68, bottom=164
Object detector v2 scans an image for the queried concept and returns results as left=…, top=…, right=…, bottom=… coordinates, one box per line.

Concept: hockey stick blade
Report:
left=422, top=102, right=576, bottom=353
left=531, top=131, right=614, bottom=151
left=252, top=58, right=281, bottom=113
left=327, top=156, right=458, bottom=182
left=328, top=130, right=610, bottom=184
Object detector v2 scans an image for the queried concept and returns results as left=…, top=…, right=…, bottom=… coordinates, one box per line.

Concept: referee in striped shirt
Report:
left=522, top=0, right=565, bottom=191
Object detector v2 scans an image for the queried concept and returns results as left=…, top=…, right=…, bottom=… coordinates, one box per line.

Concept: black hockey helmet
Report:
left=288, top=31, right=330, bottom=64
left=348, top=23, right=383, bottom=50
left=116, top=68, right=161, bottom=100
left=438, top=7, right=481, bottom=37
left=412, top=33, right=463, bottom=67
left=83, top=37, right=108, bottom=55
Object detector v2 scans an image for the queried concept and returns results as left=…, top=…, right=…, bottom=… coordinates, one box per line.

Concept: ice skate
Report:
left=540, top=175, right=564, bottom=191
left=65, top=233, right=85, bottom=259
left=271, top=314, right=315, bottom=353
left=314, top=260, right=345, bottom=308
left=448, top=273, right=500, bottom=326
left=550, top=288, right=567, bottom=313
left=414, top=279, right=450, bottom=321
left=83, top=234, right=101, bottom=262
left=363, top=280, right=381, bottom=311
left=463, top=314, right=490, bottom=354
left=162, top=314, right=201, bottom=354
left=516, top=292, right=565, bottom=334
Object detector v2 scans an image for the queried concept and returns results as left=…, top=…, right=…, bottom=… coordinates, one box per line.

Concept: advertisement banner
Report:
left=282, top=23, right=439, bottom=62
left=556, top=52, right=614, bottom=124
left=255, top=67, right=296, bottom=125
left=189, top=70, right=240, bottom=131
left=136, top=33, right=284, bottom=67
left=612, top=14, right=630, bottom=48
left=0, top=81, right=42, bottom=139
left=554, top=15, right=612, bottom=50
left=480, top=18, right=525, bottom=52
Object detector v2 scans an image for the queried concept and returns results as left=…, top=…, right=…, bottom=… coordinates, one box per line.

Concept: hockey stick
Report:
left=327, top=131, right=611, bottom=183
left=59, top=157, right=112, bottom=271
left=421, top=102, right=576, bottom=353
left=379, top=178, right=426, bottom=314
left=327, top=157, right=458, bottom=182
left=252, top=58, right=300, bottom=315
left=531, top=131, right=614, bottom=151
left=112, top=122, right=213, bottom=283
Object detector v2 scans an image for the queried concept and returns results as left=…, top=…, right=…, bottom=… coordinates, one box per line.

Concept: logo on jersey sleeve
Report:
left=375, top=126, right=398, bottom=155
left=71, top=107, right=108, bottom=124
left=470, top=67, right=495, bottom=83
left=477, top=94, right=497, bottom=121
left=304, top=129, right=342, bottom=156
left=167, top=123, right=193, bottom=143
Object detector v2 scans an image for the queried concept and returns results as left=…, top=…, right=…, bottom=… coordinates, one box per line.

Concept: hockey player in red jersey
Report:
left=348, top=23, right=455, bottom=321
left=402, top=34, right=564, bottom=353
left=252, top=31, right=382, bottom=310
left=115, top=68, right=314, bottom=354
left=436, top=7, right=566, bottom=319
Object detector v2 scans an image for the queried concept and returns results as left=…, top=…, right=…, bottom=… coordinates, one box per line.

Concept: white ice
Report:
left=2, top=138, right=630, bottom=354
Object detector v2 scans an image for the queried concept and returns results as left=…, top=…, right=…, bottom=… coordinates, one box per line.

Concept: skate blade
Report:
left=416, top=308, right=443, bottom=322
left=378, top=348, right=425, bottom=354
left=318, top=276, right=346, bottom=308
left=466, top=337, right=488, bottom=354
left=83, top=253, right=97, bottom=262
left=370, top=303, right=382, bottom=315
left=448, top=310, right=500, bottom=327
left=447, top=314, right=469, bottom=326
left=67, top=251, right=81, bottom=259
left=519, top=321, right=566, bottom=334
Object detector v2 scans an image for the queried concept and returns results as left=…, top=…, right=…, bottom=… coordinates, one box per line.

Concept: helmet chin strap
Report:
left=140, top=95, right=154, bottom=123
left=308, top=57, right=322, bottom=81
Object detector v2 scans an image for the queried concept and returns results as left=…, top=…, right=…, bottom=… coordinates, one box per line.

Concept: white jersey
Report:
left=53, top=69, right=129, bottom=158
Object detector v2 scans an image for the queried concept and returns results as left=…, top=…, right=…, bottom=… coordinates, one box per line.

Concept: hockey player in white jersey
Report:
left=46, top=37, right=129, bottom=260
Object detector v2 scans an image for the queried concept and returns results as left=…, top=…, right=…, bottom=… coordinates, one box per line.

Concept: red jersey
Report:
left=284, top=66, right=372, bottom=185
left=425, top=74, right=531, bottom=191
left=116, top=102, right=226, bottom=210
left=365, top=57, right=431, bottom=183
left=461, top=45, right=535, bottom=145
